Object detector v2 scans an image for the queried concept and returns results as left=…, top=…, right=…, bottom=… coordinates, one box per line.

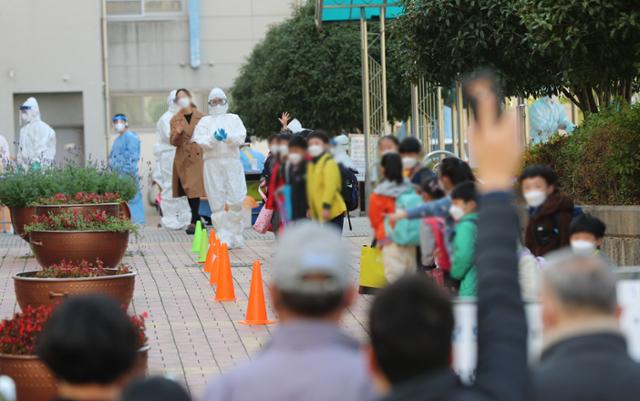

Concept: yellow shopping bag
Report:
left=359, top=245, right=386, bottom=293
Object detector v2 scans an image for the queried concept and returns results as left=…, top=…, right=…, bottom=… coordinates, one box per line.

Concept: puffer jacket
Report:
left=368, top=180, right=414, bottom=242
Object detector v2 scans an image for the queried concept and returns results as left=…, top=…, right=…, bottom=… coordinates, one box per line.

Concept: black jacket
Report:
left=382, top=192, right=529, bottom=401
left=287, top=161, right=308, bottom=221
left=533, top=332, right=640, bottom=401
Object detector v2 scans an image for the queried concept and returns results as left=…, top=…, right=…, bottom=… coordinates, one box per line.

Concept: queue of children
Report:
left=368, top=137, right=609, bottom=299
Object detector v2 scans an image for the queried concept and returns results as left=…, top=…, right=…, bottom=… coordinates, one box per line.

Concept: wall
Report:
left=519, top=205, right=640, bottom=266
left=107, top=0, right=297, bottom=94
left=0, top=0, right=107, bottom=161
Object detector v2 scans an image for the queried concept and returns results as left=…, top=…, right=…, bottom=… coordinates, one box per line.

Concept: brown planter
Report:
left=120, top=202, right=131, bottom=220
left=35, top=203, right=121, bottom=219
left=9, top=207, right=35, bottom=239
left=133, top=345, right=150, bottom=377
left=0, top=354, right=56, bottom=401
left=13, top=269, right=137, bottom=310
left=29, top=231, right=129, bottom=269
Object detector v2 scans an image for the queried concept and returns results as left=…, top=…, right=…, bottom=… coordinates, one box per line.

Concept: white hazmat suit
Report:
left=331, top=134, right=354, bottom=168
left=192, top=88, right=247, bottom=248
left=154, top=90, right=191, bottom=230
left=17, top=97, right=56, bottom=169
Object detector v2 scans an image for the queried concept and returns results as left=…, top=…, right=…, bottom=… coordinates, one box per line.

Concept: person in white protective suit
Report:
left=331, top=134, right=354, bottom=168
left=529, top=96, right=576, bottom=145
left=153, top=90, right=191, bottom=230
left=17, top=97, right=56, bottom=169
left=192, top=88, right=247, bottom=249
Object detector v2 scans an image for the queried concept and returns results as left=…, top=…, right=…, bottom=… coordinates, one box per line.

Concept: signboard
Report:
left=452, top=280, right=640, bottom=382
left=349, top=134, right=378, bottom=182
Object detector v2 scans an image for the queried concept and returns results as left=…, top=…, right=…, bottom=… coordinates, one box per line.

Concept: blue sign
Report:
left=189, top=0, right=201, bottom=69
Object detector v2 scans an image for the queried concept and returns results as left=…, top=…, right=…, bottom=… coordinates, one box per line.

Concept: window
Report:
left=111, top=94, right=167, bottom=128
left=106, top=0, right=184, bottom=19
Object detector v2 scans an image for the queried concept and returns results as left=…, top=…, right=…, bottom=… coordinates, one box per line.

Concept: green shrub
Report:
left=0, top=165, right=137, bottom=208
left=524, top=103, right=640, bottom=205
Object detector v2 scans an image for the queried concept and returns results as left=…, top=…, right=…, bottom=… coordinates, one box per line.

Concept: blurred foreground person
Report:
left=533, top=251, right=640, bottom=401
left=202, top=222, right=376, bottom=401
left=367, top=79, right=528, bottom=401
left=17, top=97, right=56, bottom=169
left=37, top=295, right=139, bottom=401
left=121, top=377, right=190, bottom=401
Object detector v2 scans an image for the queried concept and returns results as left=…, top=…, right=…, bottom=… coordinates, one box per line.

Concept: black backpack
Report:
left=338, top=163, right=360, bottom=212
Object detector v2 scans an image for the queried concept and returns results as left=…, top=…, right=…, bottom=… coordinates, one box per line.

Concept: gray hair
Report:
left=543, top=250, right=617, bottom=314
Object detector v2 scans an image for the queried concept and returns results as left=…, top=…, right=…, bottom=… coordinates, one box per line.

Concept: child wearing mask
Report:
left=449, top=181, right=479, bottom=297
left=266, top=133, right=292, bottom=232
left=286, top=135, right=309, bottom=221
left=569, top=214, right=607, bottom=257
left=520, top=165, right=574, bottom=257
left=260, top=133, right=279, bottom=193
left=417, top=177, right=448, bottom=272
left=370, top=135, right=400, bottom=184
left=398, top=137, right=435, bottom=186
left=368, top=153, right=417, bottom=282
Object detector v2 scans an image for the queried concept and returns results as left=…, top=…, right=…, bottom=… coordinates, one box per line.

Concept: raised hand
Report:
left=278, top=112, right=291, bottom=129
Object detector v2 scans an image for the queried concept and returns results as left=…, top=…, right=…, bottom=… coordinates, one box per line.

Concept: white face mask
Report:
left=308, top=145, right=324, bottom=158
left=269, top=145, right=278, bottom=154
left=177, top=97, right=191, bottom=109
left=114, top=122, right=126, bottom=133
left=449, top=205, right=465, bottom=221
left=523, top=190, right=547, bottom=208
left=571, top=240, right=596, bottom=254
left=208, top=104, right=227, bottom=116
left=402, top=157, right=418, bottom=170
left=278, top=145, right=289, bottom=156
left=288, top=153, right=303, bottom=165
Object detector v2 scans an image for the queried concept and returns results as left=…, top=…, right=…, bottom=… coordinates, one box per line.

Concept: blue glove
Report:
left=213, top=128, right=228, bottom=142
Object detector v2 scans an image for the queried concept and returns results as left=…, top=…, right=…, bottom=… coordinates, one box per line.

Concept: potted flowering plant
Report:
left=0, top=165, right=137, bottom=238
left=0, top=306, right=149, bottom=401
left=13, top=259, right=137, bottom=309
left=25, top=210, right=137, bottom=268
left=32, top=192, right=125, bottom=221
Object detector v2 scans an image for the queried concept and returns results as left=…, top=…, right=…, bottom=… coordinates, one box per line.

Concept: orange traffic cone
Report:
left=204, top=234, right=217, bottom=273
left=209, top=239, right=221, bottom=286
left=215, top=243, right=236, bottom=302
left=240, top=260, right=275, bottom=325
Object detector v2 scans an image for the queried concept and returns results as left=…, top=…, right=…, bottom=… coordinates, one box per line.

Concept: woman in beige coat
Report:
left=170, top=88, right=206, bottom=234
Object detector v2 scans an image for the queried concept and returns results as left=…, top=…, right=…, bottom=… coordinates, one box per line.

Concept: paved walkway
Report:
left=0, top=217, right=373, bottom=397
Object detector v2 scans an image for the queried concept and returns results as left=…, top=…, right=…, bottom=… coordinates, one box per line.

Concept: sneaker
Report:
left=185, top=224, right=196, bottom=235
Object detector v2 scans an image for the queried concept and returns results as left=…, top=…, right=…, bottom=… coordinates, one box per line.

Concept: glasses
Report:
left=208, top=98, right=227, bottom=107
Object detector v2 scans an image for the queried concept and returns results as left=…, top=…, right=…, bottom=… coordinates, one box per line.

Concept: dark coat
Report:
left=287, top=161, right=308, bottom=221
left=170, top=109, right=206, bottom=198
left=381, top=192, right=529, bottom=401
left=524, top=192, right=574, bottom=257
left=533, top=332, right=640, bottom=401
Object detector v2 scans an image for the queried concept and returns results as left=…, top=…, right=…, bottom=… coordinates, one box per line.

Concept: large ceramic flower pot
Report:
left=14, top=269, right=137, bottom=310
left=0, top=354, right=57, bottom=401
left=29, top=231, right=129, bottom=269
left=35, top=203, right=121, bottom=219
left=120, top=202, right=131, bottom=220
left=9, top=207, right=35, bottom=239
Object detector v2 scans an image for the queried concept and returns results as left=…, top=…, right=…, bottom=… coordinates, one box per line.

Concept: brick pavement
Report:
left=0, top=217, right=374, bottom=397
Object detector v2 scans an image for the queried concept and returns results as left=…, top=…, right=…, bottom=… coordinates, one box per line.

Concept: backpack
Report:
left=338, top=163, right=360, bottom=212
left=385, top=190, right=423, bottom=246
left=423, top=217, right=452, bottom=271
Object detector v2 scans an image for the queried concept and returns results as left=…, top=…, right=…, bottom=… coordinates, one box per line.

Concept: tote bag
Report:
left=359, top=245, right=386, bottom=294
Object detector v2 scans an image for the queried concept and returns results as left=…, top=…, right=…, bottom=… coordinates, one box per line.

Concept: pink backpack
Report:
left=424, top=217, right=452, bottom=271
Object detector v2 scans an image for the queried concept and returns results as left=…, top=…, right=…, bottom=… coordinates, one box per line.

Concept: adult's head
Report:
left=175, top=88, right=194, bottom=111
left=19, top=97, right=41, bottom=125
left=398, top=137, right=422, bottom=171
left=438, top=157, right=475, bottom=193
left=541, top=250, right=618, bottom=335
left=288, top=134, right=307, bottom=166
left=368, top=275, right=453, bottom=391
left=570, top=214, right=607, bottom=254
left=112, top=114, right=128, bottom=134
left=37, top=295, right=138, bottom=395
left=519, top=165, right=558, bottom=208
left=271, top=221, right=355, bottom=321
left=207, top=87, right=228, bottom=116
left=378, top=135, right=399, bottom=156
left=307, top=130, right=330, bottom=159
left=121, top=377, right=191, bottom=401
left=380, top=153, right=403, bottom=185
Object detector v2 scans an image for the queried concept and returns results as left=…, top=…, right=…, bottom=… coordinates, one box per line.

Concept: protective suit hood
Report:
left=167, top=89, right=179, bottom=113
left=208, top=87, right=229, bottom=116
left=288, top=119, right=304, bottom=134
left=20, top=97, right=41, bottom=125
